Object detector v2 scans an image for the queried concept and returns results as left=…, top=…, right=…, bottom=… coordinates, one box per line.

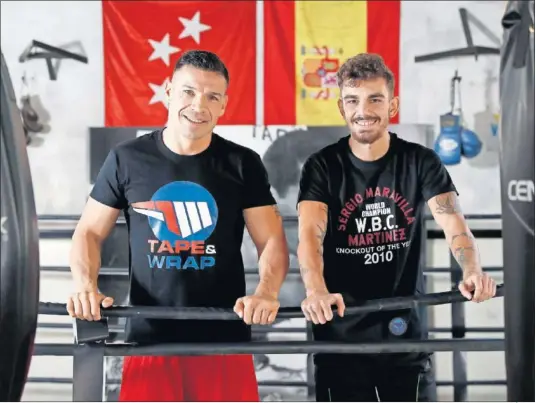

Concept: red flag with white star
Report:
left=102, top=0, right=256, bottom=126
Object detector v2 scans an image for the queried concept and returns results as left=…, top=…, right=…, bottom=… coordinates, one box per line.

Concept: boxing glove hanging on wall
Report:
left=434, top=71, right=465, bottom=165
left=460, top=128, right=483, bottom=158
left=434, top=113, right=462, bottom=165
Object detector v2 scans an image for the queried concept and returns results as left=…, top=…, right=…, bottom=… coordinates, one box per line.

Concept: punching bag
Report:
left=0, top=51, right=41, bottom=400
left=499, top=1, right=535, bottom=402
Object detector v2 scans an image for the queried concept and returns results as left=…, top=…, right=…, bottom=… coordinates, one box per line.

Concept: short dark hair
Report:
left=337, top=53, right=395, bottom=97
left=174, top=50, right=230, bottom=86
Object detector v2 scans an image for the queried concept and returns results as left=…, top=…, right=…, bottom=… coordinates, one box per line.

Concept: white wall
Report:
left=1, top=0, right=505, bottom=217
left=0, top=1, right=104, bottom=215
left=399, top=1, right=505, bottom=215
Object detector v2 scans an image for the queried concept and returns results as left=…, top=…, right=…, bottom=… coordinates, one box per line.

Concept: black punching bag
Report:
left=499, top=1, right=535, bottom=402
left=0, top=51, right=41, bottom=400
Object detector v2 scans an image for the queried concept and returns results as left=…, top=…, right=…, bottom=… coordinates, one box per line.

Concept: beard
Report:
left=350, top=129, right=384, bottom=145
left=349, top=118, right=389, bottom=144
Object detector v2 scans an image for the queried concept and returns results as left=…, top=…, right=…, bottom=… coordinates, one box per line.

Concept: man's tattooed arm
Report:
left=314, top=204, right=328, bottom=255
left=271, top=204, right=282, bottom=218
left=434, top=192, right=462, bottom=215
left=450, top=232, right=481, bottom=273
left=297, top=201, right=329, bottom=296
left=428, top=191, right=482, bottom=274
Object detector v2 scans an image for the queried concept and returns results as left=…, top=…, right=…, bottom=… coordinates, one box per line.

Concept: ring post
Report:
left=72, top=344, right=105, bottom=402
left=450, top=254, right=468, bottom=402
left=72, top=315, right=109, bottom=400
left=305, top=321, right=315, bottom=399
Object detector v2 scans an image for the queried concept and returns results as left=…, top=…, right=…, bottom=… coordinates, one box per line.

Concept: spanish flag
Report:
left=264, top=1, right=400, bottom=126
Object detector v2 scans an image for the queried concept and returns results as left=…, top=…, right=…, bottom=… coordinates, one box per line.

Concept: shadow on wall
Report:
left=240, top=127, right=348, bottom=273
left=262, top=127, right=348, bottom=217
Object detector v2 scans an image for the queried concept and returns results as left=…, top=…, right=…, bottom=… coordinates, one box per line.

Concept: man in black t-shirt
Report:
left=296, top=54, right=497, bottom=402
left=66, top=50, right=289, bottom=402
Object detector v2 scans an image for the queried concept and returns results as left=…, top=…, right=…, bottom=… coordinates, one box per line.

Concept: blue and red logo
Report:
left=131, top=181, right=218, bottom=271
left=132, top=181, right=218, bottom=242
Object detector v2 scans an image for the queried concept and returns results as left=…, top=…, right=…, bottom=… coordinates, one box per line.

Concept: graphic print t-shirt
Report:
left=90, top=130, right=276, bottom=344
left=297, top=133, right=457, bottom=364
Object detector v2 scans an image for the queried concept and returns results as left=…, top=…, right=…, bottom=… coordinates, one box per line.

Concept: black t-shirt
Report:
left=90, top=130, right=276, bottom=344
left=297, top=133, right=457, bottom=366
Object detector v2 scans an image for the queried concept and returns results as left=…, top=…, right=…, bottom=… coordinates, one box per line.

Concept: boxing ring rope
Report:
left=35, top=321, right=506, bottom=334
left=39, top=284, right=504, bottom=320
left=25, top=377, right=507, bottom=388
left=34, top=286, right=506, bottom=401
left=33, top=339, right=505, bottom=357
left=36, top=214, right=503, bottom=240
left=36, top=285, right=505, bottom=357
left=38, top=265, right=506, bottom=275
left=37, top=214, right=503, bottom=221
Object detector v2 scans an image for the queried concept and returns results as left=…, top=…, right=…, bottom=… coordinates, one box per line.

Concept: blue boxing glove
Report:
left=461, top=128, right=482, bottom=158
left=434, top=113, right=462, bottom=165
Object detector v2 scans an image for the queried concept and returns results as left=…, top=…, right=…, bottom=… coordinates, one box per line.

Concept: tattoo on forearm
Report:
left=315, top=223, right=326, bottom=242
left=450, top=232, right=474, bottom=244
left=435, top=193, right=462, bottom=215
left=453, top=246, right=476, bottom=267
left=315, top=221, right=327, bottom=255
left=271, top=205, right=281, bottom=218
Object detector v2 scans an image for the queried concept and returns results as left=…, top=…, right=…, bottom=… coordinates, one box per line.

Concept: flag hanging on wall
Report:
left=102, top=0, right=256, bottom=127
left=264, top=1, right=401, bottom=126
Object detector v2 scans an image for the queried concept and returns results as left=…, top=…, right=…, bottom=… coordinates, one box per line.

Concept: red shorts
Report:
left=118, top=354, right=259, bottom=402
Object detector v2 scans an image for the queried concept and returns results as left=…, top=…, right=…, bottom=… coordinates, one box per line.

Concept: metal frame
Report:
left=414, top=8, right=501, bottom=63
left=18, top=40, right=88, bottom=81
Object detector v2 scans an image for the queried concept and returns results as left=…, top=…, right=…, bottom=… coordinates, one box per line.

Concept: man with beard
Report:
left=296, top=53, right=497, bottom=401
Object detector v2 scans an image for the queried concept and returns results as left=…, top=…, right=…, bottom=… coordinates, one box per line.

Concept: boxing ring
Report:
left=18, top=217, right=512, bottom=402
left=34, top=289, right=506, bottom=402
left=0, top=1, right=533, bottom=402
left=34, top=213, right=507, bottom=402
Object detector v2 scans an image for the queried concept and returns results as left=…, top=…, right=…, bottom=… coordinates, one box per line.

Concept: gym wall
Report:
left=0, top=0, right=504, bottom=217
left=0, top=1, right=507, bottom=401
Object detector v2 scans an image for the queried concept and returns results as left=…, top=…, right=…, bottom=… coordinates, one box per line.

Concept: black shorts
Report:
left=314, top=358, right=437, bottom=402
